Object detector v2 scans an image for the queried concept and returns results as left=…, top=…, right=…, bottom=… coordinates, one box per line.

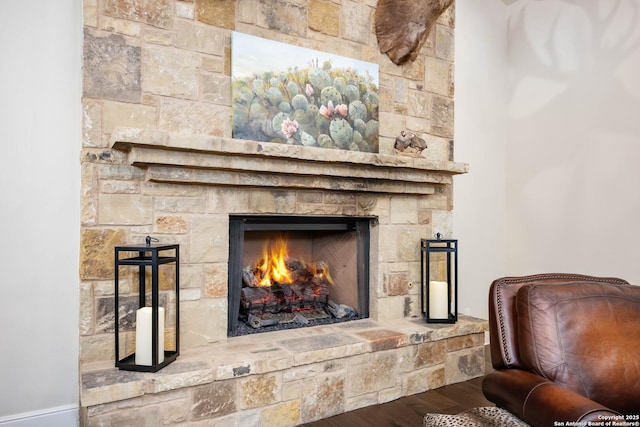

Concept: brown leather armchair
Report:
left=482, top=273, right=640, bottom=426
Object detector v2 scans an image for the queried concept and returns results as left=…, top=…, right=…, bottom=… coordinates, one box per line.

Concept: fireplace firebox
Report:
left=227, top=215, right=373, bottom=336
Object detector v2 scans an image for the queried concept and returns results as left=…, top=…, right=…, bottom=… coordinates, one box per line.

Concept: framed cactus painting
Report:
left=231, top=32, right=379, bottom=153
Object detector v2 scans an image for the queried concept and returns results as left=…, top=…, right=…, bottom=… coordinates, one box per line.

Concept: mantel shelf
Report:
left=110, top=128, right=468, bottom=195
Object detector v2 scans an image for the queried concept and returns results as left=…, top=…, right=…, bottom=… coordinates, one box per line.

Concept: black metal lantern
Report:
left=114, top=236, right=180, bottom=372
left=421, top=233, right=458, bottom=323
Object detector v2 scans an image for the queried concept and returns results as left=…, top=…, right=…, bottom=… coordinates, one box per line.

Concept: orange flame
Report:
left=256, top=236, right=294, bottom=287
left=309, top=260, right=335, bottom=286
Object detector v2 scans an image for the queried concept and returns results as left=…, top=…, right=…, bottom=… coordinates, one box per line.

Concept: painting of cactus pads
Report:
left=232, top=32, right=379, bottom=153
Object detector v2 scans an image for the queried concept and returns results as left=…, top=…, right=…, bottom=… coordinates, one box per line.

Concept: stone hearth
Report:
left=81, top=316, right=486, bottom=425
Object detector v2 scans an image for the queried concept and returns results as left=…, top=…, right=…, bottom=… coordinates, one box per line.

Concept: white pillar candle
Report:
left=429, top=281, right=449, bottom=319
left=135, top=307, right=165, bottom=366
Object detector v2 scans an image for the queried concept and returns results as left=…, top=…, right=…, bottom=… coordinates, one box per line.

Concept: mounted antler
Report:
left=375, top=0, right=454, bottom=65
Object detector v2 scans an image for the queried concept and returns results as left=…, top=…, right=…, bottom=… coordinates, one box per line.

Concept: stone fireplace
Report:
left=79, top=1, right=488, bottom=425
left=79, top=130, right=488, bottom=425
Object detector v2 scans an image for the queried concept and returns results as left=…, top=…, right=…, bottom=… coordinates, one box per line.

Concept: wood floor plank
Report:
left=301, top=378, right=491, bottom=427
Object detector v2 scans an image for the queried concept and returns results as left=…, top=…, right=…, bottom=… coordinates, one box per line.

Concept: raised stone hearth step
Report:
left=80, top=315, right=487, bottom=426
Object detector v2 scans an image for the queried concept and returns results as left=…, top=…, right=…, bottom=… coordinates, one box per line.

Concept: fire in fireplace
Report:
left=241, top=234, right=341, bottom=328
left=227, top=215, right=373, bottom=336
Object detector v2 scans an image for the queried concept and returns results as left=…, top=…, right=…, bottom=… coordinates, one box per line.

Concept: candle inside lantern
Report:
left=429, top=281, right=449, bottom=319
left=135, top=307, right=165, bottom=366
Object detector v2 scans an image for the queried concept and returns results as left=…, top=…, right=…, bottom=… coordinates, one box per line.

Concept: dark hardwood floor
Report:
left=301, top=346, right=494, bottom=427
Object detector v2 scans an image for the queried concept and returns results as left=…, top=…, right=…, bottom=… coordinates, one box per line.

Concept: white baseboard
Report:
left=0, top=405, right=78, bottom=427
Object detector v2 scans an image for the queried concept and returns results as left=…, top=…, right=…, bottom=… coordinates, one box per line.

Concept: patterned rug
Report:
left=423, top=407, right=530, bottom=427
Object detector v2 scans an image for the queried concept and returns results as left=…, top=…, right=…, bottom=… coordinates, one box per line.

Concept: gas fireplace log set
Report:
left=240, top=280, right=330, bottom=314
left=241, top=259, right=331, bottom=311
left=240, top=257, right=356, bottom=329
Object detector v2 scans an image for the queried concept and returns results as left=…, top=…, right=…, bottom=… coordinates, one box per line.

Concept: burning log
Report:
left=242, top=266, right=259, bottom=287
left=286, top=258, right=313, bottom=282
left=243, top=259, right=331, bottom=288
left=240, top=286, right=279, bottom=310
left=240, top=280, right=330, bottom=315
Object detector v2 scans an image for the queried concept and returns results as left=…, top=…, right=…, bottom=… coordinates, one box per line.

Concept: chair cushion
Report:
left=516, top=282, right=640, bottom=414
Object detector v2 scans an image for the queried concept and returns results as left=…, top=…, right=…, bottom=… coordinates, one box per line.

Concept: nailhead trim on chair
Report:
left=495, top=286, right=511, bottom=365
left=493, top=273, right=629, bottom=368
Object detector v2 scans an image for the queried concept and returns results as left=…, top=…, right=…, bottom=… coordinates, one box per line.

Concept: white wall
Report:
left=0, top=0, right=81, bottom=424
left=506, top=0, right=640, bottom=283
left=455, top=0, right=640, bottom=323
left=454, top=0, right=509, bottom=320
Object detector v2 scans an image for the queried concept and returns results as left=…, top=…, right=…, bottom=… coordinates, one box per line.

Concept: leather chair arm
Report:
left=483, top=369, right=619, bottom=427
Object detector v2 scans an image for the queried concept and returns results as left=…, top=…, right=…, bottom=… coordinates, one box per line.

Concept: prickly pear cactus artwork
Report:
left=231, top=32, right=379, bottom=153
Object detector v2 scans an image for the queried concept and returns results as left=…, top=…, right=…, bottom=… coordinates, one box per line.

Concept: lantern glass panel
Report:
left=428, top=250, right=448, bottom=283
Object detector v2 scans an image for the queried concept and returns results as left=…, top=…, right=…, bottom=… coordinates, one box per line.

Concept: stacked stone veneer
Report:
left=78, top=0, right=479, bottom=425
